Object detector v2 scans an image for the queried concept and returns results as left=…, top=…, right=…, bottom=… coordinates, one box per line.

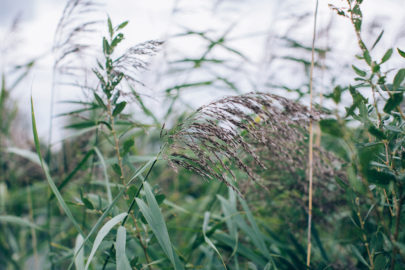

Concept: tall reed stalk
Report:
left=306, top=0, right=318, bottom=266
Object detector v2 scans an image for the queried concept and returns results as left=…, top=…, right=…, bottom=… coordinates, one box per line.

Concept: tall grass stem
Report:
left=306, top=0, right=318, bottom=266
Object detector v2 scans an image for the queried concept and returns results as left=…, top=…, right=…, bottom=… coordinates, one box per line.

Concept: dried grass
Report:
left=166, top=92, right=345, bottom=200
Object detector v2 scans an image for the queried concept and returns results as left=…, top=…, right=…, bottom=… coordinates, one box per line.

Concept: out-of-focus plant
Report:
left=2, top=0, right=405, bottom=269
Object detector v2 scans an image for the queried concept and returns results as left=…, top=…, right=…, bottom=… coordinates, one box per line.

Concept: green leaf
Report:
left=113, top=101, right=126, bottom=117
left=31, top=97, right=84, bottom=236
left=85, top=212, right=128, bottom=270
left=70, top=158, right=156, bottom=268
left=111, top=33, right=124, bottom=49
left=368, top=125, right=386, bottom=140
left=365, top=169, right=396, bottom=187
left=371, top=30, right=384, bottom=50
left=358, top=143, right=383, bottom=172
left=0, top=215, right=44, bottom=231
left=65, top=121, right=98, bottom=129
left=155, top=194, right=166, bottom=205
left=136, top=182, right=184, bottom=270
left=352, top=4, right=363, bottom=32
left=397, top=48, right=405, bottom=58
left=116, top=226, right=131, bottom=270
left=319, top=119, right=344, bottom=137
left=363, top=51, right=371, bottom=65
left=94, top=93, right=106, bottom=110
left=52, top=150, right=94, bottom=200
left=393, top=68, right=405, bottom=91
left=213, top=233, right=267, bottom=267
left=218, top=189, right=270, bottom=260
left=383, top=93, right=403, bottom=113
left=127, top=185, right=138, bottom=199
left=74, top=235, right=85, bottom=270
left=103, top=37, right=110, bottom=56
left=82, top=197, right=94, bottom=210
left=351, top=245, right=370, bottom=267
left=112, top=163, right=122, bottom=176
left=239, top=195, right=270, bottom=257
left=352, top=65, right=367, bottom=77
left=381, top=48, right=393, bottom=63
left=92, top=68, right=106, bottom=88
left=203, top=212, right=227, bottom=269
left=123, top=139, right=134, bottom=154
left=94, top=147, right=112, bottom=204
left=332, top=85, right=342, bottom=103
left=112, top=73, right=124, bottom=88
left=108, top=17, right=113, bottom=38
left=116, top=21, right=129, bottom=31
left=7, top=147, right=45, bottom=170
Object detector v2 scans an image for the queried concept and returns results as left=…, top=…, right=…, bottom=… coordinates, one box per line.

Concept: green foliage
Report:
left=1, top=1, right=405, bottom=270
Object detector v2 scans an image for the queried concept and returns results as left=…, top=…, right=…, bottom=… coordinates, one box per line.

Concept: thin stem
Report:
left=390, top=192, right=403, bottom=270
left=356, top=198, right=374, bottom=269
left=306, top=0, right=318, bottom=267
left=27, top=184, right=39, bottom=270
left=107, top=98, right=126, bottom=184
left=47, top=192, right=54, bottom=270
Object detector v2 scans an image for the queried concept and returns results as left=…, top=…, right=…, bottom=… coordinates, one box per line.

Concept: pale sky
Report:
left=1, top=0, right=404, bottom=145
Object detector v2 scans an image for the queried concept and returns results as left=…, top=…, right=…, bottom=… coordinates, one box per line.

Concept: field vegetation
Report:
left=1, top=0, right=405, bottom=269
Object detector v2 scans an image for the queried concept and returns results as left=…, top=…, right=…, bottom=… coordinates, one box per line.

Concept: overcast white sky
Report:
left=1, top=0, right=404, bottom=144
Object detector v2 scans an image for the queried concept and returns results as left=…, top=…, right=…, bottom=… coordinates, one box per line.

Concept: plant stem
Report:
left=107, top=98, right=126, bottom=184
left=131, top=215, right=153, bottom=270
left=356, top=198, right=374, bottom=269
left=306, top=0, right=318, bottom=267
left=27, top=184, right=39, bottom=270
left=390, top=191, right=403, bottom=270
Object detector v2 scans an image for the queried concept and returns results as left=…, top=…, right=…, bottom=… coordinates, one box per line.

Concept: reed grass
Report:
left=1, top=0, right=405, bottom=269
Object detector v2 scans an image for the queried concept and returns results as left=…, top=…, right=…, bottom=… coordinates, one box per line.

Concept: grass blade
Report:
left=203, top=212, right=227, bottom=269
left=84, top=212, right=128, bottom=270
left=74, top=235, right=85, bottom=270
left=115, top=226, right=131, bottom=270
left=7, top=147, right=47, bottom=171
left=136, top=182, right=184, bottom=270
left=31, top=96, right=84, bottom=236
left=69, top=157, right=156, bottom=269
left=0, top=215, right=44, bottom=231
left=94, top=147, right=112, bottom=204
left=51, top=149, right=94, bottom=200
left=239, top=196, right=270, bottom=257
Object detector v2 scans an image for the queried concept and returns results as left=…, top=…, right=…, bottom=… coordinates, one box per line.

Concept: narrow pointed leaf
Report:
left=397, top=48, right=405, bottom=58
left=203, top=212, right=227, bottom=269
left=0, top=215, right=43, bottom=231
left=116, top=226, right=131, bottom=270
left=74, top=235, right=85, bottom=270
left=113, top=101, right=126, bottom=117
left=381, top=48, right=393, bottom=63
left=393, top=68, right=405, bottom=91
left=70, top=158, right=156, bottom=268
left=94, top=147, right=112, bottom=204
left=31, top=97, right=84, bottom=236
left=136, top=182, right=184, bottom=270
left=85, top=212, right=128, bottom=270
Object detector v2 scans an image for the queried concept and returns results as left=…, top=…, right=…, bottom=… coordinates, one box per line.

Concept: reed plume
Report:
left=166, top=92, right=341, bottom=188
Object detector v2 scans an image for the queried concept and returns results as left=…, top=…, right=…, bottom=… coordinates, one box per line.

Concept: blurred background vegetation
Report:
left=1, top=0, right=405, bottom=269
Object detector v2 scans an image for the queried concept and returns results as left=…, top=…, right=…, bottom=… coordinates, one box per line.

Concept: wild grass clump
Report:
left=166, top=92, right=344, bottom=193
left=1, top=0, right=405, bottom=269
